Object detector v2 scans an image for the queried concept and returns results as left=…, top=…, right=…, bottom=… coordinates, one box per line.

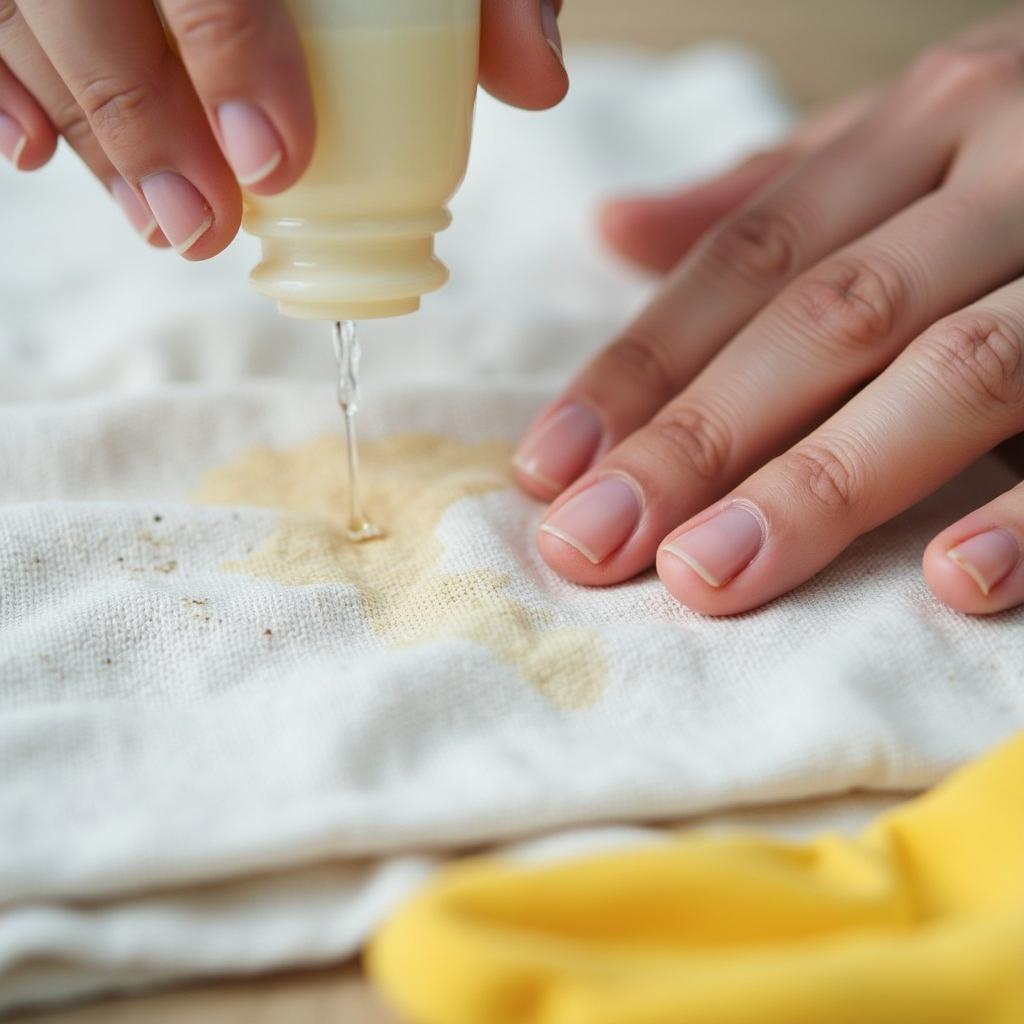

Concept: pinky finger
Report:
left=924, top=479, right=1024, bottom=614
left=0, top=57, right=56, bottom=170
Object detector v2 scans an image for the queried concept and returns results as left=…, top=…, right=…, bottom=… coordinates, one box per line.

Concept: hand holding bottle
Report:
left=0, top=0, right=566, bottom=256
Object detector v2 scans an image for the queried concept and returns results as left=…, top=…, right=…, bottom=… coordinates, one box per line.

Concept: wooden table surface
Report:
left=12, top=1, right=1009, bottom=1020
left=13, top=965, right=400, bottom=1024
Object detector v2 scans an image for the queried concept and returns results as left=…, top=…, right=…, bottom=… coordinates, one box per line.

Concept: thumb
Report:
left=480, top=0, right=568, bottom=111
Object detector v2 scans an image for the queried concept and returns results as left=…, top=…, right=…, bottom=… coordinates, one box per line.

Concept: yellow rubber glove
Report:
left=368, top=734, right=1024, bottom=1024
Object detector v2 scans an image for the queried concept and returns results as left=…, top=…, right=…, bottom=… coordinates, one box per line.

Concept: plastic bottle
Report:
left=244, top=0, right=481, bottom=321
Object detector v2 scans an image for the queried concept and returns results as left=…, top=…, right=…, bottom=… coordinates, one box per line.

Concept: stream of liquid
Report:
left=332, top=320, right=384, bottom=543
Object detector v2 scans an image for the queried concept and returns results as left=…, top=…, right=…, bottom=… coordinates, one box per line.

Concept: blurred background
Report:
left=562, top=0, right=1007, bottom=107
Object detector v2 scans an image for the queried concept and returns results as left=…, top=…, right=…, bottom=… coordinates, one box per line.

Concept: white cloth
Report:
left=1, top=46, right=1022, bottom=1013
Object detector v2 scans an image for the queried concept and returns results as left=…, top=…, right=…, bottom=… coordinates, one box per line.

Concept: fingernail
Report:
left=217, top=101, right=283, bottom=188
left=514, top=403, right=603, bottom=494
left=540, top=0, right=564, bottom=67
left=540, top=476, right=641, bottom=564
left=947, top=528, right=1019, bottom=596
left=0, top=112, right=27, bottom=169
left=109, top=177, right=162, bottom=243
left=140, top=171, right=213, bottom=255
left=663, top=504, right=765, bottom=588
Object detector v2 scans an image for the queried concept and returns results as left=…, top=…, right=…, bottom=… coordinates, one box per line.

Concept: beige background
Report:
left=560, top=0, right=1011, bottom=108
left=13, top=2, right=1015, bottom=1022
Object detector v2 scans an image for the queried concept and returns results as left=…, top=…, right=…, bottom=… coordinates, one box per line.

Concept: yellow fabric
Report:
left=368, top=734, right=1024, bottom=1024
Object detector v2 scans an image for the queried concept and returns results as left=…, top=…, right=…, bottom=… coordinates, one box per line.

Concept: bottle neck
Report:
left=246, top=209, right=452, bottom=321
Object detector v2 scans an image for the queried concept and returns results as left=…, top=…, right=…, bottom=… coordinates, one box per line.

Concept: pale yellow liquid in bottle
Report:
left=245, top=1, right=480, bottom=541
left=246, top=2, right=480, bottom=321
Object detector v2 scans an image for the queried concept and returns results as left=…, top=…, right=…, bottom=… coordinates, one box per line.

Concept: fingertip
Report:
left=923, top=525, right=1023, bottom=615
left=536, top=525, right=607, bottom=583
left=656, top=540, right=762, bottom=618
left=139, top=169, right=241, bottom=261
left=513, top=400, right=605, bottom=504
left=215, top=98, right=313, bottom=196
left=480, top=0, right=569, bottom=111
left=597, top=197, right=683, bottom=273
left=10, top=133, right=58, bottom=172
left=655, top=547, right=727, bottom=616
left=535, top=473, right=651, bottom=586
left=481, top=65, right=568, bottom=112
left=176, top=212, right=236, bottom=260
left=656, top=502, right=787, bottom=617
left=180, top=161, right=246, bottom=260
left=513, top=461, right=562, bottom=503
left=922, top=543, right=988, bottom=614
left=596, top=198, right=642, bottom=245
left=0, top=112, right=56, bottom=172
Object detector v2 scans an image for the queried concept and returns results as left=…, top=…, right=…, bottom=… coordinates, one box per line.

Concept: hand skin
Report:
left=0, top=0, right=566, bottom=255
left=514, top=4, right=1024, bottom=617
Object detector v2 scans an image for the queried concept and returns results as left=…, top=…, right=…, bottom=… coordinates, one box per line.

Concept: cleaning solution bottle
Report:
left=244, top=0, right=481, bottom=321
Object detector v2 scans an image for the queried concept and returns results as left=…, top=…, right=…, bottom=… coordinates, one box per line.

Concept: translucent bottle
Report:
left=244, top=0, right=481, bottom=321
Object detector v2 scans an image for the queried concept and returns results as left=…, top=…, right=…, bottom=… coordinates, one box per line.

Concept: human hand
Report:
left=0, top=0, right=566, bottom=257
left=514, top=7, right=1024, bottom=616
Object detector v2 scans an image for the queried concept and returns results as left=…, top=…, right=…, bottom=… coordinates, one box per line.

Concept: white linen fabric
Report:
left=1, top=46, right=1022, bottom=1013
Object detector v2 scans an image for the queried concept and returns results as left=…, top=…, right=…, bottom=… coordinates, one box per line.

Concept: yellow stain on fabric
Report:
left=197, top=433, right=606, bottom=709
left=367, top=733, right=1024, bottom=1024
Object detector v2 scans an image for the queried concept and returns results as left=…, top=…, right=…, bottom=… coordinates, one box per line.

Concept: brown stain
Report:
left=196, top=433, right=606, bottom=710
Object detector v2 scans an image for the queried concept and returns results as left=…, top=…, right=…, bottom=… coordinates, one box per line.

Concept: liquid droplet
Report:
left=332, top=320, right=384, bottom=543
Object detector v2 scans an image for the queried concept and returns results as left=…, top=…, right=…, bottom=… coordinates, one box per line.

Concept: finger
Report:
left=600, top=89, right=881, bottom=274
left=515, top=54, right=986, bottom=502
left=0, top=56, right=56, bottom=170
left=599, top=150, right=794, bottom=274
left=17, top=0, right=240, bottom=258
left=657, top=283, right=1024, bottom=615
left=923, top=482, right=1024, bottom=614
left=159, top=0, right=314, bottom=194
left=480, top=0, right=568, bottom=111
left=539, top=179, right=1024, bottom=585
left=0, top=2, right=169, bottom=245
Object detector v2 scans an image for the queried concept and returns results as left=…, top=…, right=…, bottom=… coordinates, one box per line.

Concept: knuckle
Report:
left=172, top=0, right=260, bottom=54
left=917, top=313, right=1024, bottom=413
left=781, top=439, right=864, bottom=516
left=78, top=75, right=159, bottom=140
left=52, top=100, right=95, bottom=150
left=605, top=328, right=679, bottom=408
left=647, top=403, right=733, bottom=483
left=0, top=0, right=18, bottom=29
left=786, top=257, right=905, bottom=357
left=700, top=208, right=802, bottom=289
left=904, top=44, right=1024, bottom=109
